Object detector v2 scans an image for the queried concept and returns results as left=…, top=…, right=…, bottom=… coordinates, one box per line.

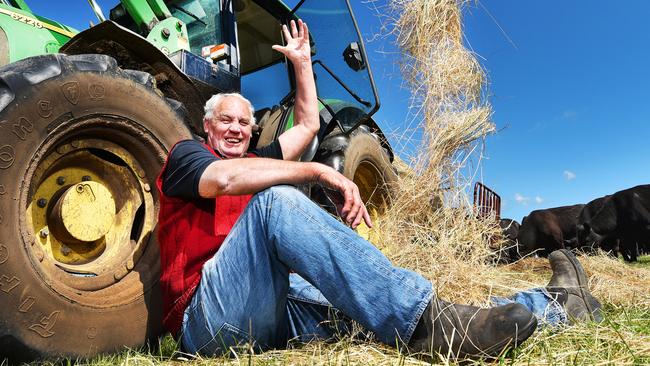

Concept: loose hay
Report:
left=371, top=0, right=650, bottom=311
left=369, top=0, right=650, bottom=364
left=371, top=0, right=508, bottom=305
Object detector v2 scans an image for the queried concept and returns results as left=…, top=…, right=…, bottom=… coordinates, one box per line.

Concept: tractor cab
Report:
left=108, top=0, right=380, bottom=137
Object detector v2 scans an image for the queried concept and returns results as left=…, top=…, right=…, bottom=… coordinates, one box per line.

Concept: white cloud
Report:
left=563, top=170, right=576, bottom=181
left=561, top=110, right=577, bottom=120
left=515, top=193, right=543, bottom=205
left=514, top=193, right=530, bottom=205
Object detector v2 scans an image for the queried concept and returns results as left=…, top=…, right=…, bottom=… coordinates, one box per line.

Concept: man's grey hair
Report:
left=203, top=93, right=256, bottom=124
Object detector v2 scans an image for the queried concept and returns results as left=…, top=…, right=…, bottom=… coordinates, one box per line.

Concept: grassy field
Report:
left=27, top=256, right=649, bottom=366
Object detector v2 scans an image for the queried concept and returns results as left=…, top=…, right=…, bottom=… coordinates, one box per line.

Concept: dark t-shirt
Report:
left=162, top=139, right=283, bottom=199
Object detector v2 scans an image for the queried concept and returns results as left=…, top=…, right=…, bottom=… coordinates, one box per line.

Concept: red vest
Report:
left=155, top=142, right=254, bottom=335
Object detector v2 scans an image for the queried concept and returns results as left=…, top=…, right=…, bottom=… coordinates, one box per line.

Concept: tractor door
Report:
left=238, top=0, right=380, bottom=143
left=288, top=0, right=380, bottom=132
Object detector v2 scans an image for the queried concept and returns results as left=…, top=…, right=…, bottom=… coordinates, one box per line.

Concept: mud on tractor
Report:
left=0, top=0, right=396, bottom=361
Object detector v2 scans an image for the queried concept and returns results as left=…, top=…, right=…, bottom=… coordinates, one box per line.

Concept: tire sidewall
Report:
left=0, top=55, right=191, bottom=360
left=342, top=131, right=397, bottom=191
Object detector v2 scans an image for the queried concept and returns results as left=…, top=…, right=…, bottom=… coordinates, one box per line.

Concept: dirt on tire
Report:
left=0, top=54, right=191, bottom=362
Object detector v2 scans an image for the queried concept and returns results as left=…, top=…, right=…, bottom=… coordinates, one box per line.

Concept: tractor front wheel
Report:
left=343, top=129, right=397, bottom=239
left=0, top=54, right=191, bottom=362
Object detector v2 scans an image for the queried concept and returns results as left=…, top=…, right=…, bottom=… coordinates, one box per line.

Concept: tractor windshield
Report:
left=290, top=0, right=379, bottom=129
left=167, top=0, right=222, bottom=56
left=243, top=0, right=379, bottom=130
left=236, top=1, right=285, bottom=75
left=169, top=0, right=285, bottom=74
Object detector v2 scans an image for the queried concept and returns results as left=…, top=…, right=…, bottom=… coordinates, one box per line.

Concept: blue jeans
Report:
left=491, top=288, right=568, bottom=327
left=180, top=186, right=566, bottom=356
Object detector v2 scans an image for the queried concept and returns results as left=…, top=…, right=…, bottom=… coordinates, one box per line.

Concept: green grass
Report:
left=13, top=254, right=650, bottom=365
left=630, top=255, right=650, bottom=268
left=28, top=305, right=650, bottom=366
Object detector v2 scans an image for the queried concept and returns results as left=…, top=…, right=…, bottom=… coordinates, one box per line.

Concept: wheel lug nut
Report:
left=37, top=198, right=47, bottom=208
left=60, top=245, right=71, bottom=256
left=39, top=228, right=49, bottom=238
left=56, top=176, right=66, bottom=185
left=82, top=175, right=92, bottom=181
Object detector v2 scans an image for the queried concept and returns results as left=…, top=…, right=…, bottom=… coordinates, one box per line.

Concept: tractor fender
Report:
left=60, top=21, right=204, bottom=136
left=315, top=125, right=386, bottom=173
left=316, top=102, right=394, bottom=163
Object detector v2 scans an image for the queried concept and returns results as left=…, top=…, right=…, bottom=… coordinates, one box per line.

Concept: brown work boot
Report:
left=546, top=249, right=603, bottom=324
left=408, top=297, right=537, bottom=360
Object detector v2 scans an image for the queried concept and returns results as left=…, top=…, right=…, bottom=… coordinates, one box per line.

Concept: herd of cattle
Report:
left=498, top=184, right=650, bottom=262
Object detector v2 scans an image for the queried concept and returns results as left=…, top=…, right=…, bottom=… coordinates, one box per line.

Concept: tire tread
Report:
left=0, top=53, right=191, bottom=362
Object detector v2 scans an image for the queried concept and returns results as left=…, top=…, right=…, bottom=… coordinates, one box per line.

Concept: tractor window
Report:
left=241, top=61, right=290, bottom=111
left=235, top=0, right=284, bottom=74
left=168, top=0, right=222, bottom=55
left=293, top=0, right=379, bottom=130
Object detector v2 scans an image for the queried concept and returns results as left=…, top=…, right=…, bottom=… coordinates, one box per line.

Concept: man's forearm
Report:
left=198, top=158, right=324, bottom=198
left=292, top=59, right=319, bottom=134
left=199, top=154, right=372, bottom=228
left=271, top=20, right=320, bottom=160
left=279, top=59, right=320, bottom=160
left=277, top=56, right=319, bottom=159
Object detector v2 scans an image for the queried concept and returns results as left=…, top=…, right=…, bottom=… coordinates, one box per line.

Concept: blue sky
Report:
left=460, top=1, right=650, bottom=222
left=360, top=1, right=650, bottom=222
left=19, top=0, right=650, bottom=223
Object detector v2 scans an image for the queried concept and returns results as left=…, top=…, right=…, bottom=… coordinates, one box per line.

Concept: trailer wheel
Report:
left=0, top=54, right=192, bottom=362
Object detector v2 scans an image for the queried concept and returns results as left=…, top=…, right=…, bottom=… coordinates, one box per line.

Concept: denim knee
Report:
left=252, top=185, right=306, bottom=208
left=264, top=185, right=301, bottom=198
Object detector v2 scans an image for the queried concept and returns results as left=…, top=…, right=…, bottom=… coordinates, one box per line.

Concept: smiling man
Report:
left=202, top=94, right=255, bottom=159
left=154, top=20, right=550, bottom=360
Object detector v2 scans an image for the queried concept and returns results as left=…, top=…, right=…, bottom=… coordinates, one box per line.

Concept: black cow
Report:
left=576, top=185, right=650, bottom=262
left=576, top=195, right=619, bottom=255
left=518, top=204, right=585, bottom=257
left=495, top=218, right=520, bottom=263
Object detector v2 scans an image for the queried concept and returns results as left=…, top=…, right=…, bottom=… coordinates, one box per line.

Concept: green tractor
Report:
left=0, top=0, right=396, bottom=361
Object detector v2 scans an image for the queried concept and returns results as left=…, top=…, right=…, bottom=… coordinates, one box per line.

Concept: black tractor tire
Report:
left=315, top=127, right=397, bottom=231
left=0, top=54, right=192, bottom=362
left=342, top=129, right=397, bottom=209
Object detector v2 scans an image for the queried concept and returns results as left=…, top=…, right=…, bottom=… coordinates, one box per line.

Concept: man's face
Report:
left=204, top=97, right=253, bottom=159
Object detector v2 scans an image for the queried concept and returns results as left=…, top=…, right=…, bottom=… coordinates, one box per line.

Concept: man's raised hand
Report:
left=272, top=19, right=311, bottom=64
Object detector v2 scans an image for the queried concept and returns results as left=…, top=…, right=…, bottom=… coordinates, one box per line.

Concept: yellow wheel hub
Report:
left=28, top=138, right=154, bottom=271
left=354, top=162, right=390, bottom=242
left=50, top=182, right=116, bottom=243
